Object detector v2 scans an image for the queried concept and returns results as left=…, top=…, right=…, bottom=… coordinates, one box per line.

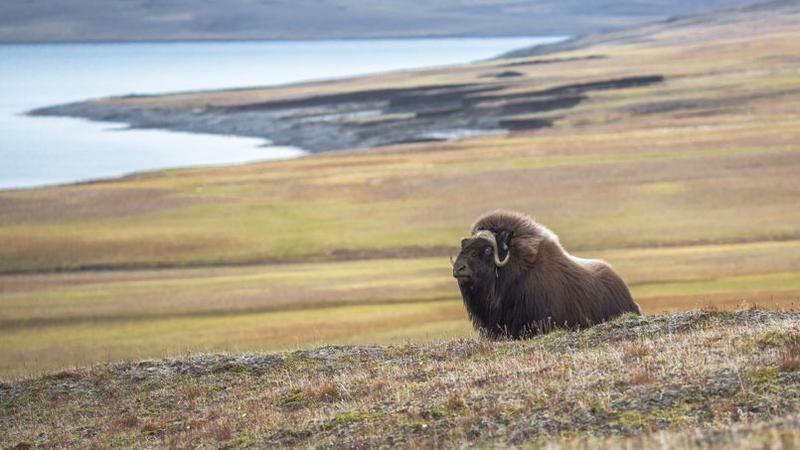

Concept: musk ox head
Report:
left=452, top=229, right=512, bottom=288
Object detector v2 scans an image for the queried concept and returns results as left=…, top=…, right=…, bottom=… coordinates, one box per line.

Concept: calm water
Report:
left=0, top=37, right=564, bottom=189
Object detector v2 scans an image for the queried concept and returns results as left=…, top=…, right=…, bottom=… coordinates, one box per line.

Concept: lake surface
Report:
left=0, top=37, right=564, bottom=189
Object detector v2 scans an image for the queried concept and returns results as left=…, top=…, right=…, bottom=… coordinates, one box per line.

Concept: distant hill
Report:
left=0, top=0, right=760, bottom=43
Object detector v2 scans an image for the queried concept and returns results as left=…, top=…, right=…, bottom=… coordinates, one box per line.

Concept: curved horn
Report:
left=473, top=230, right=511, bottom=267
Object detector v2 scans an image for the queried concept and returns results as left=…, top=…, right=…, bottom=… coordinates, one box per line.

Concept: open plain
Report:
left=2, top=2, right=800, bottom=380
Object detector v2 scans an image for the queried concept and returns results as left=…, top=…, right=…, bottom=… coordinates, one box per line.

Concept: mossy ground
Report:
left=3, top=309, right=800, bottom=448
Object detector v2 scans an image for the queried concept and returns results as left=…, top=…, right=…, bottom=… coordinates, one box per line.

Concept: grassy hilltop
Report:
left=4, top=309, right=800, bottom=448
left=1, top=2, right=800, bottom=380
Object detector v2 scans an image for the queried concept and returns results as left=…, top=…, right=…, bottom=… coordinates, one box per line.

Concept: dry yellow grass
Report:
left=2, top=243, right=800, bottom=378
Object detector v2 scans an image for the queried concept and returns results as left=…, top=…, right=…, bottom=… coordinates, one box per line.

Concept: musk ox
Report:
left=452, top=210, right=641, bottom=338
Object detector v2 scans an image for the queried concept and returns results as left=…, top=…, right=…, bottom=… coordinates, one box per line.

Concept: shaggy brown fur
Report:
left=453, top=210, right=641, bottom=338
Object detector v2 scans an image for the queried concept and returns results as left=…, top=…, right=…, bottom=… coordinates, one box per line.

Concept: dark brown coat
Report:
left=452, top=210, right=641, bottom=338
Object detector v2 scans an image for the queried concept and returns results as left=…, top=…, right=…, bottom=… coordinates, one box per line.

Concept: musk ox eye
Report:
left=483, top=247, right=492, bottom=256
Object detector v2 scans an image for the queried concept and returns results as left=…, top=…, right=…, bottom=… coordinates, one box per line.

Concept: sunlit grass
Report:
left=0, top=299, right=468, bottom=379
left=3, top=240, right=800, bottom=377
left=632, top=272, right=800, bottom=299
left=2, top=139, right=798, bottom=271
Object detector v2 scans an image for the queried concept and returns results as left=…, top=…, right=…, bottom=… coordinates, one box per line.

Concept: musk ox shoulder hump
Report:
left=471, top=209, right=559, bottom=265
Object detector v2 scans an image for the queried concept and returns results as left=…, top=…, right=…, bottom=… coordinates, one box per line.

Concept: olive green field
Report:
left=2, top=3, right=800, bottom=380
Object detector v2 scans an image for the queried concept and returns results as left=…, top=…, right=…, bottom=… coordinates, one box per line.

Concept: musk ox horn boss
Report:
left=452, top=210, right=641, bottom=338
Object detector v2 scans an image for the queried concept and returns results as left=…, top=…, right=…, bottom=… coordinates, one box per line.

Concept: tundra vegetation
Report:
left=4, top=309, right=800, bottom=448
left=2, top=3, right=800, bottom=379
left=1, top=3, right=800, bottom=446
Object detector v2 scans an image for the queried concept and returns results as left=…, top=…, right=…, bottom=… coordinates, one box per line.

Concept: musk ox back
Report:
left=452, top=210, right=641, bottom=338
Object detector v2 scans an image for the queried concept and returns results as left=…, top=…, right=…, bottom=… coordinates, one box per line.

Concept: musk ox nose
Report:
left=453, top=263, right=468, bottom=278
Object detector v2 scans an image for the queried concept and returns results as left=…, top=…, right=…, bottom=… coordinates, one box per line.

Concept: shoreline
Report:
left=29, top=74, right=664, bottom=153
left=26, top=38, right=579, bottom=154
left=0, top=34, right=564, bottom=46
left=20, top=2, right=785, bottom=171
left=6, top=36, right=560, bottom=190
left=28, top=42, right=667, bottom=153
